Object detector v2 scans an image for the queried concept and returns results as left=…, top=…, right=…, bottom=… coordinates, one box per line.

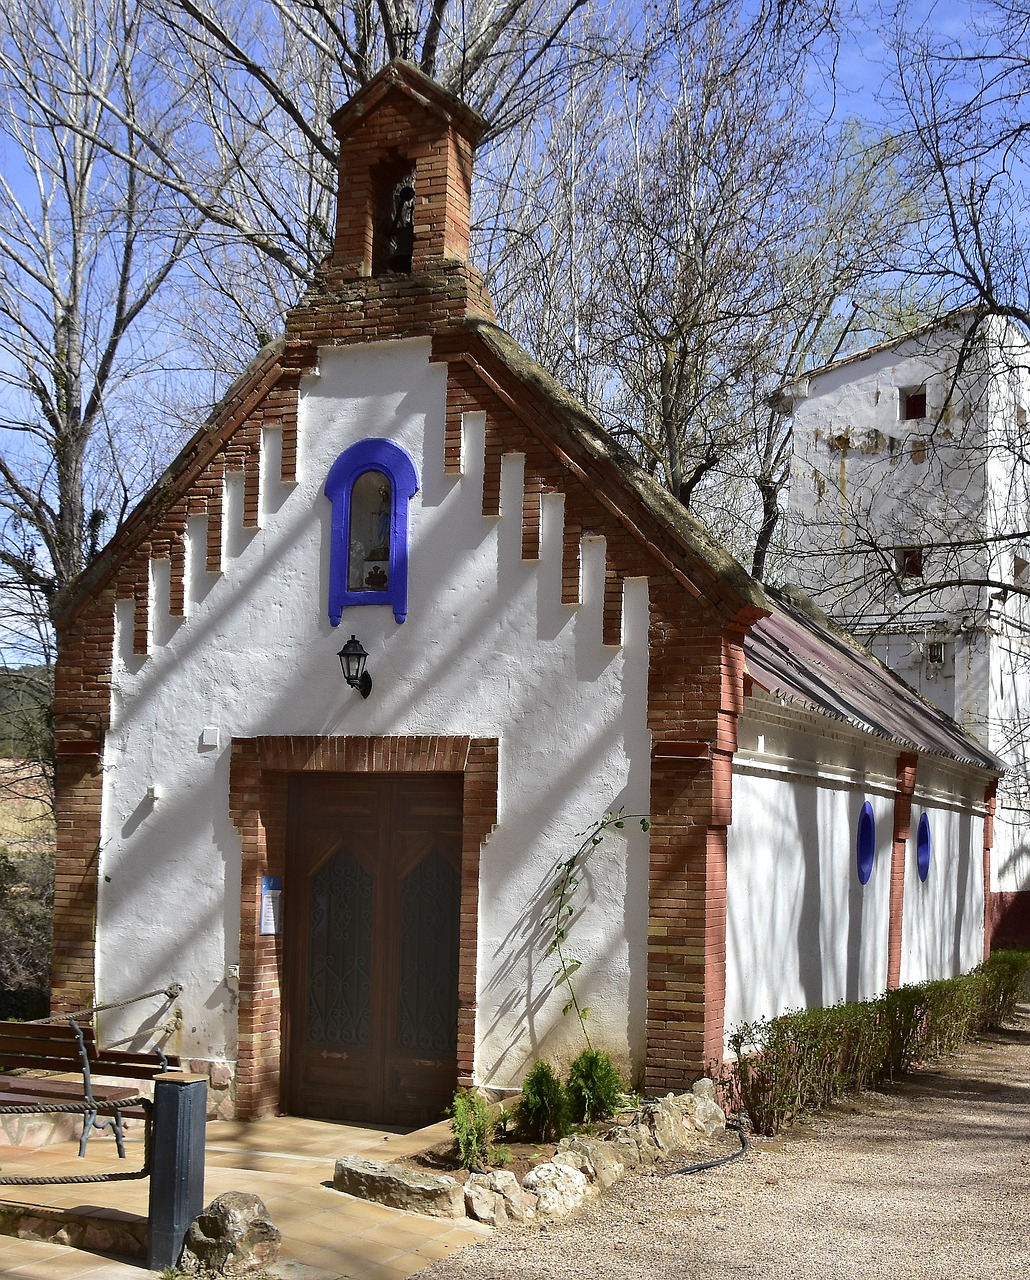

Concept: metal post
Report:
left=146, top=1072, right=207, bottom=1272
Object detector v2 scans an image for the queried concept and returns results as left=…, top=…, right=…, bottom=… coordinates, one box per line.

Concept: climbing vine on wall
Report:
left=545, top=807, right=650, bottom=1048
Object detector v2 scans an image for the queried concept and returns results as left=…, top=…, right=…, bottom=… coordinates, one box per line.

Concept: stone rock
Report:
left=209, top=1060, right=235, bottom=1091
left=692, top=1077, right=717, bottom=1101
left=556, top=1136, right=626, bottom=1190
left=465, top=1170, right=525, bottom=1226
left=464, top=1177, right=504, bottom=1226
left=651, top=1091, right=726, bottom=1142
left=180, top=1192, right=281, bottom=1277
left=647, top=1098, right=686, bottom=1152
left=333, top=1156, right=464, bottom=1219
left=521, top=1162, right=590, bottom=1218
left=605, top=1128, right=639, bottom=1168
left=692, top=1095, right=726, bottom=1138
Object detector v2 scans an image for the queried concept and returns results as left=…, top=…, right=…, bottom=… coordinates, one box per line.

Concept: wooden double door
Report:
left=283, top=773, right=463, bottom=1126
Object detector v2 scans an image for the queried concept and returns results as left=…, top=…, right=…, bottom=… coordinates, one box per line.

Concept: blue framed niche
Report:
left=856, top=800, right=876, bottom=885
left=324, top=439, right=419, bottom=625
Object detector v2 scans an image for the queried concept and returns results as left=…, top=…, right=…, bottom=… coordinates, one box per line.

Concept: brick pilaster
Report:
left=982, top=778, right=997, bottom=960
left=887, top=752, right=918, bottom=989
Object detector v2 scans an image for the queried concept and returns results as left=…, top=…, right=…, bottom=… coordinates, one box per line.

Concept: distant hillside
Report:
left=0, top=666, right=52, bottom=760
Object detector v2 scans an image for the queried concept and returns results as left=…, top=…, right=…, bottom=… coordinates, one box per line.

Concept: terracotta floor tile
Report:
left=1, top=1114, right=487, bottom=1280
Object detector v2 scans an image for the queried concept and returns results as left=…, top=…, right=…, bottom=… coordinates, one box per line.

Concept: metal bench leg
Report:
left=111, top=1107, right=127, bottom=1159
left=78, top=1108, right=97, bottom=1158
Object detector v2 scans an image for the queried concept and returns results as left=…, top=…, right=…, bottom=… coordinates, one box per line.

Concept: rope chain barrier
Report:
left=0, top=1099, right=151, bottom=1185
left=28, top=982, right=183, bottom=1025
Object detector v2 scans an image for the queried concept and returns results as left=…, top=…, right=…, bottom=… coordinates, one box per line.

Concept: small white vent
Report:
left=925, top=641, right=946, bottom=666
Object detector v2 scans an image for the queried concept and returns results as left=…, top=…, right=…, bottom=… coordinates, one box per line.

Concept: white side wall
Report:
left=727, top=698, right=989, bottom=1037
left=726, top=701, right=894, bottom=1036
left=96, top=337, right=651, bottom=1086
left=900, top=761, right=986, bottom=987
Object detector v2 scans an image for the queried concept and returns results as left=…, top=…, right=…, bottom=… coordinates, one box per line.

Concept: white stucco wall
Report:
left=988, top=626, right=1030, bottom=897
left=725, top=702, right=895, bottom=1038
left=95, top=336, right=652, bottom=1086
left=787, top=325, right=989, bottom=627
left=900, top=763, right=985, bottom=986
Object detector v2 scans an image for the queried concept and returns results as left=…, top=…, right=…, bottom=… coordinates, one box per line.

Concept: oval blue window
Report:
left=856, top=801, right=875, bottom=885
left=916, top=813, right=932, bottom=882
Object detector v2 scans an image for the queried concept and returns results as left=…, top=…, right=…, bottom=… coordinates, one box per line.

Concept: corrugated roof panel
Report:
left=745, top=594, right=1003, bottom=772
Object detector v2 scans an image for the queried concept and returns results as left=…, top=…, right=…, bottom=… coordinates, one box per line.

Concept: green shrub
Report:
left=448, top=1088, right=492, bottom=1170
left=566, top=1048, right=624, bottom=1124
left=515, top=1060, right=571, bottom=1142
left=979, top=948, right=1030, bottom=1025
left=726, top=950, right=1030, bottom=1137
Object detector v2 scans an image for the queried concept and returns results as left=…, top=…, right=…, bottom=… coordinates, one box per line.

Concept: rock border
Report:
left=332, top=1080, right=727, bottom=1227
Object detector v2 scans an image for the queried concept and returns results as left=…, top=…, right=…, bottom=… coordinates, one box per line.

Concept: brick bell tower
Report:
left=288, top=59, right=496, bottom=338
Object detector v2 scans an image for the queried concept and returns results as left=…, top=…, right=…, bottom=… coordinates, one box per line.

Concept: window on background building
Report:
left=895, top=545, right=925, bottom=579
left=900, top=386, right=927, bottom=420
left=925, top=640, right=946, bottom=666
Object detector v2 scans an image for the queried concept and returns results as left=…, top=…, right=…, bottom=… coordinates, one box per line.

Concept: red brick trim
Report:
left=989, top=889, right=1030, bottom=950
left=228, top=734, right=498, bottom=1119
left=887, top=752, right=918, bottom=989
left=50, top=753, right=103, bottom=1014
left=983, top=778, right=997, bottom=960
left=643, top=622, right=749, bottom=1090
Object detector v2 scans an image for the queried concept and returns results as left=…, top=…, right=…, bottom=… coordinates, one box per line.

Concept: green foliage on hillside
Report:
left=0, top=665, right=53, bottom=761
left=0, top=844, right=54, bottom=998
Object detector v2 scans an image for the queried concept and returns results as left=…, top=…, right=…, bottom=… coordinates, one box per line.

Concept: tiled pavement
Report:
left=0, top=1116, right=490, bottom=1277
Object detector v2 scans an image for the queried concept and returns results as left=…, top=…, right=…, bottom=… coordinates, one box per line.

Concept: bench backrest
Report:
left=0, top=1020, right=180, bottom=1078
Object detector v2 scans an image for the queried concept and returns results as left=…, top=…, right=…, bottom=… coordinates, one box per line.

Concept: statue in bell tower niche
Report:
left=385, top=173, right=416, bottom=272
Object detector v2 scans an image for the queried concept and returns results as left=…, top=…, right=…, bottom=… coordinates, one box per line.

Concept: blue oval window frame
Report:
left=856, top=801, right=875, bottom=885
left=324, top=439, right=419, bottom=625
left=916, top=813, right=932, bottom=882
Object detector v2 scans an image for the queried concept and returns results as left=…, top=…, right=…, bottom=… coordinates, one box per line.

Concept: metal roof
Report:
left=745, top=589, right=1004, bottom=773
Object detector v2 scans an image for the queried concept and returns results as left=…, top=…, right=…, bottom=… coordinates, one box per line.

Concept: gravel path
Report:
left=420, top=1007, right=1030, bottom=1279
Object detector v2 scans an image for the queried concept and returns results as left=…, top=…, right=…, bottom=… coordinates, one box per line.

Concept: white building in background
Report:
left=784, top=310, right=1030, bottom=948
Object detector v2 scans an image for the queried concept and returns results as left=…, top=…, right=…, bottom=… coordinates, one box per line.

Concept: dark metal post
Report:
left=146, top=1072, right=207, bottom=1271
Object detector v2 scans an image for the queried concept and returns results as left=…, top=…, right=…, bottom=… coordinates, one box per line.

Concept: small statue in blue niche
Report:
left=325, top=439, right=419, bottom=626
left=368, top=483, right=391, bottom=561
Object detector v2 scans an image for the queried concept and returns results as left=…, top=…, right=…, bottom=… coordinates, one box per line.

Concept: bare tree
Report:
left=0, top=0, right=208, bottom=823
left=889, top=0, right=1030, bottom=328
left=0, top=0, right=204, bottom=613
left=482, top=3, right=917, bottom=577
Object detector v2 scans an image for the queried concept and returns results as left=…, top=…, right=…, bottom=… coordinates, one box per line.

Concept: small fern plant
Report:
left=566, top=1048, right=624, bottom=1124
left=448, top=1087, right=492, bottom=1170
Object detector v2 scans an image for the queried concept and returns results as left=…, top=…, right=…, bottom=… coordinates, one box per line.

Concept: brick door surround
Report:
left=228, top=734, right=498, bottom=1119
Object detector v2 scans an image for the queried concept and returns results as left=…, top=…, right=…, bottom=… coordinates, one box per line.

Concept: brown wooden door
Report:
left=283, top=773, right=463, bottom=1126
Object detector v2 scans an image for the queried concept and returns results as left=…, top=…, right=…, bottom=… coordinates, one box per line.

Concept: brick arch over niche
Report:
left=228, top=735, right=498, bottom=1119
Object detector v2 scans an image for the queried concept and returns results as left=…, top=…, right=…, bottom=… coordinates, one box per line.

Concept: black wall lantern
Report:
left=338, top=635, right=372, bottom=699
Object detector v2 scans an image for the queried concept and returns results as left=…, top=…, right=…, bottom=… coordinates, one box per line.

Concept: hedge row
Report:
left=724, top=949, right=1030, bottom=1135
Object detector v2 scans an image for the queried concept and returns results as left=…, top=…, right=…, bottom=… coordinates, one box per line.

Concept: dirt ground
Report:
left=419, top=1005, right=1030, bottom=1279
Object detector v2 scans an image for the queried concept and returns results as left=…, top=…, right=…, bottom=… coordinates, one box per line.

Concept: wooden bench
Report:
left=0, top=1019, right=180, bottom=1157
